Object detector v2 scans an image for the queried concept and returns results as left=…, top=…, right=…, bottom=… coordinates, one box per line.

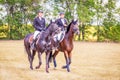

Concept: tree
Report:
left=103, top=0, right=118, bottom=41
left=93, top=0, right=105, bottom=41
left=77, top=0, right=95, bottom=41
left=0, top=0, right=41, bottom=39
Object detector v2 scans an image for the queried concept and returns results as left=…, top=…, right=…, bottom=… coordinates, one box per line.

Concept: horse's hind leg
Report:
left=31, top=50, right=36, bottom=69
left=36, top=52, right=42, bottom=69
left=26, top=47, right=33, bottom=70
left=53, top=50, right=59, bottom=68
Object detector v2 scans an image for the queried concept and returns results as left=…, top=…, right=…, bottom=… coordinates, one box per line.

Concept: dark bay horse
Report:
left=52, top=20, right=80, bottom=72
left=24, top=22, right=60, bottom=73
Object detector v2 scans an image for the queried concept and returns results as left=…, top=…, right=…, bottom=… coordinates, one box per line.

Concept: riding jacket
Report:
left=33, top=17, right=46, bottom=31
left=55, top=18, right=68, bottom=29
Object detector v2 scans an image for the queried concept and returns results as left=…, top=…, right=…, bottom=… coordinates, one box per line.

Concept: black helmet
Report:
left=38, top=10, right=43, bottom=13
left=59, top=12, right=64, bottom=15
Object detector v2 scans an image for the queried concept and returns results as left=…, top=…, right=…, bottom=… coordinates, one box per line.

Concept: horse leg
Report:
left=26, top=47, right=33, bottom=70
left=49, top=51, right=52, bottom=63
left=46, top=51, right=50, bottom=73
left=62, top=51, right=67, bottom=69
left=46, top=51, right=52, bottom=69
left=62, top=51, right=70, bottom=72
left=68, top=52, right=72, bottom=65
left=36, top=52, right=42, bottom=69
left=30, top=50, right=36, bottom=69
left=53, top=50, right=59, bottom=68
left=31, top=50, right=36, bottom=61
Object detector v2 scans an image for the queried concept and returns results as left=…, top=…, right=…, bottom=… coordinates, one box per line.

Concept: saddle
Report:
left=53, top=30, right=65, bottom=43
left=29, top=33, right=41, bottom=45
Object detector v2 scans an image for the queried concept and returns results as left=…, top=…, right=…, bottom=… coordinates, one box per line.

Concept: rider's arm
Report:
left=64, top=18, right=68, bottom=26
left=43, top=18, right=46, bottom=30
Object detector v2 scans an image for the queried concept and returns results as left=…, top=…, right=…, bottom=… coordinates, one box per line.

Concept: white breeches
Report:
left=33, top=30, right=41, bottom=40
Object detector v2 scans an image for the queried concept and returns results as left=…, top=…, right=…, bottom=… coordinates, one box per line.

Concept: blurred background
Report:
left=0, top=0, right=120, bottom=42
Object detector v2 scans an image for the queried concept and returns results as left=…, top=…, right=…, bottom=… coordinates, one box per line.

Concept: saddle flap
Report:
left=29, top=35, right=33, bottom=44
left=54, top=31, right=65, bottom=42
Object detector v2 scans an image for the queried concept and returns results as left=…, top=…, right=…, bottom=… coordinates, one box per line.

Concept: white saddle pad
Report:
left=53, top=31, right=65, bottom=42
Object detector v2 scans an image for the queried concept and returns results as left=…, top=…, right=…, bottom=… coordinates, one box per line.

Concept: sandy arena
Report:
left=0, top=40, right=120, bottom=80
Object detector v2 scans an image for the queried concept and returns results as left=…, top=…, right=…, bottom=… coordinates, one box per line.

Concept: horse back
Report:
left=24, top=33, right=33, bottom=44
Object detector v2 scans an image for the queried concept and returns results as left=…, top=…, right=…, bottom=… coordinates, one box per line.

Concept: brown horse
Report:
left=52, top=20, right=80, bottom=72
left=24, top=22, right=60, bottom=73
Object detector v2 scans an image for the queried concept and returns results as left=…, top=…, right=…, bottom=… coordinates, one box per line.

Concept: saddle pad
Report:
left=29, top=35, right=33, bottom=44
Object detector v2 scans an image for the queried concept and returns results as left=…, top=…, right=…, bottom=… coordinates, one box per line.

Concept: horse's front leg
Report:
left=62, top=51, right=70, bottom=72
left=68, top=52, right=72, bottom=65
left=53, top=50, right=59, bottom=68
left=36, top=52, right=42, bottom=69
left=46, top=51, right=50, bottom=73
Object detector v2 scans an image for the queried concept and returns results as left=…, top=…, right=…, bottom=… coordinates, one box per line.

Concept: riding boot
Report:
left=31, top=39, right=36, bottom=50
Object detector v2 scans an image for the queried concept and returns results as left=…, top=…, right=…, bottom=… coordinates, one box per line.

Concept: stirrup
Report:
left=31, top=43, right=35, bottom=50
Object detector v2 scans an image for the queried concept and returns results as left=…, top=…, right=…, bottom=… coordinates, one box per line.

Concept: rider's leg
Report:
left=31, top=31, right=40, bottom=49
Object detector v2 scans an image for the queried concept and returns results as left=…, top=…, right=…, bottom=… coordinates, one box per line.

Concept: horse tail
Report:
left=49, top=51, right=53, bottom=63
left=24, top=34, right=31, bottom=55
left=24, top=38, right=28, bottom=54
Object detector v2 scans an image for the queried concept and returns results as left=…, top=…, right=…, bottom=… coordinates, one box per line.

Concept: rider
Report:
left=31, top=10, right=46, bottom=49
left=55, top=12, right=68, bottom=42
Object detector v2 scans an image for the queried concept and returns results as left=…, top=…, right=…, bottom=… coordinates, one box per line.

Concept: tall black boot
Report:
left=31, top=39, right=36, bottom=50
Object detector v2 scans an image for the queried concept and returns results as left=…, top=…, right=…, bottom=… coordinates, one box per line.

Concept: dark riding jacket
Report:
left=33, top=17, right=46, bottom=31
left=55, top=18, right=68, bottom=28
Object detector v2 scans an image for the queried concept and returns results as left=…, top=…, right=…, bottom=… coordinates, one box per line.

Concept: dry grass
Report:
left=0, top=40, right=120, bottom=80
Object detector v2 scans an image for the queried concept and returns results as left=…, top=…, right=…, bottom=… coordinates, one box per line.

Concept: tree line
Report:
left=0, top=0, right=120, bottom=42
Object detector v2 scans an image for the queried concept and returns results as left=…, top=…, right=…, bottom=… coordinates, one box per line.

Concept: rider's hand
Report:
left=64, top=24, right=67, bottom=26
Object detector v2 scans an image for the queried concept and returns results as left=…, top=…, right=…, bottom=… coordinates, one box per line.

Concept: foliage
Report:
left=0, top=0, right=120, bottom=42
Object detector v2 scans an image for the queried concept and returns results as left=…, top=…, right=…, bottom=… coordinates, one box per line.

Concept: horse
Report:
left=51, top=20, right=80, bottom=72
left=24, top=21, right=60, bottom=73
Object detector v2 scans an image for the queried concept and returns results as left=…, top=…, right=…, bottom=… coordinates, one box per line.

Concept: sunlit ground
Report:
left=0, top=40, right=120, bottom=80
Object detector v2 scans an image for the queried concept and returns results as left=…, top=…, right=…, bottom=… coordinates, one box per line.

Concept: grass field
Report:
left=0, top=40, right=120, bottom=80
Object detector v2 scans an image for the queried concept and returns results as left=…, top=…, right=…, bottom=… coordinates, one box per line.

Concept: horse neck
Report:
left=66, top=24, right=74, bottom=42
left=41, top=28, right=51, bottom=41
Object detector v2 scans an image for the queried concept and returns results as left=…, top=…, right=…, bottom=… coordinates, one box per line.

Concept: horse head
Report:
left=71, top=19, right=80, bottom=35
left=47, top=21, right=61, bottom=35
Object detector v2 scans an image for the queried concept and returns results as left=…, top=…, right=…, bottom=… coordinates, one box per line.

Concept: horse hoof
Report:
left=54, top=64, right=57, bottom=68
left=67, top=69, right=70, bottom=72
left=62, top=65, right=67, bottom=69
left=30, top=66, right=33, bottom=70
left=35, top=66, right=39, bottom=69
left=46, top=70, right=49, bottom=73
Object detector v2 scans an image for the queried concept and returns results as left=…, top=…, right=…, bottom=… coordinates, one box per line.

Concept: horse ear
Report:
left=72, top=19, right=74, bottom=22
left=72, top=19, right=78, bottom=24
left=75, top=19, right=78, bottom=23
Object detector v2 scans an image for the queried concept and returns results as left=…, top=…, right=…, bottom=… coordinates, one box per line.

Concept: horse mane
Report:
left=66, top=22, right=72, bottom=33
left=46, top=22, right=56, bottom=30
left=46, top=23, right=51, bottom=29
